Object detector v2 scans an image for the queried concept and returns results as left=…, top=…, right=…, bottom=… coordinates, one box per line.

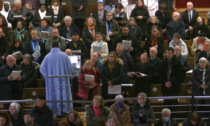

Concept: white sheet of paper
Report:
left=32, top=51, right=41, bottom=59
left=12, top=51, right=22, bottom=60
left=44, top=16, right=52, bottom=20
left=41, top=31, right=50, bottom=40
left=14, top=15, right=22, bottom=18
left=121, top=84, right=133, bottom=87
left=122, top=40, right=132, bottom=50
left=108, top=85, right=121, bottom=94
left=11, top=71, right=21, bottom=80
left=93, top=46, right=102, bottom=52
left=72, top=50, right=81, bottom=54
left=85, top=74, right=95, bottom=82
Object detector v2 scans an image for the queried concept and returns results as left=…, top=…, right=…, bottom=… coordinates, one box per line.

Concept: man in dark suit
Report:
left=92, top=2, right=107, bottom=32
left=162, top=47, right=184, bottom=106
left=181, top=2, right=199, bottom=39
left=196, top=40, right=210, bottom=63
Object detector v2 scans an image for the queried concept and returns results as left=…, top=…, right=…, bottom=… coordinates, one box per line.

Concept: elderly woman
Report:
left=32, top=4, right=53, bottom=27
left=59, top=16, right=80, bottom=39
left=101, top=51, right=123, bottom=99
left=144, top=26, right=164, bottom=59
left=182, top=112, right=205, bottom=126
left=11, top=20, right=29, bottom=48
left=191, top=57, right=210, bottom=103
left=132, top=92, right=155, bottom=126
left=82, top=17, right=97, bottom=58
left=145, top=16, right=162, bottom=37
left=90, top=32, right=109, bottom=59
left=0, top=112, right=12, bottom=126
left=106, top=116, right=117, bottom=126
left=86, top=95, right=109, bottom=126
left=9, top=102, right=24, bottom=126
left=25, top=29, right=45, bottom=63
left=20, top=54, right=40, bottom=88
left=155, top=108, right=177, bottom=126
left=65, top=111, right=84, bottom=126
left=109, top=95, right=131, bottom=126
left=77, top=60, right=100, bottom=100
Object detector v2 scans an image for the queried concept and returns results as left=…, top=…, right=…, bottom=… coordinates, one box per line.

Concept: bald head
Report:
left=14, top=0, right=22, bottom=10
left=149, top=47, right=158, bottom=58
left=174, top=45, right=182, bottom=56
left=6, top=55, right=16, bottom=67
left=172, top=12, right=180, bottom=22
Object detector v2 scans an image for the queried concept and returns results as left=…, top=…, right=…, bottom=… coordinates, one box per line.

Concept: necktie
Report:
left=189, top=12, right=192, bottom=22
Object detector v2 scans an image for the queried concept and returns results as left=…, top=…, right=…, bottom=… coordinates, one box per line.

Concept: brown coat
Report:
left=109, top=103, right=131, bottom=126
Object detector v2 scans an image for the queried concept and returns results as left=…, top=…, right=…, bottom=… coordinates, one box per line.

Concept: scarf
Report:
left=38, top=9, right=46, bottom=19
left=151, top=32, right=161, bottom=47
left=199, top=67, right=206, bottom=95
left=92, top=106, right=101, bottom=117
left=88, top=25, right=96, bottom=41
left=52, top=6, right=59, bottom=15
left=108, top=62, right=115, bottom=73
left=31, top=39, right=40, bottom=52
left=16, top=28, right=25, bottom=42
left=197, top=37, right=205, bottom=50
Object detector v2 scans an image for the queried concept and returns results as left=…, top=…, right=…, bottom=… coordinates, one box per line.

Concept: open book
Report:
left=127, top=72, right=148, bottom=77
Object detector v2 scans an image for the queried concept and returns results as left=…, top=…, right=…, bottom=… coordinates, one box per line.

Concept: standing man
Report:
left=22, top=0, right=41, bottom=11
left=70, top=0, right=88, bottom=34
left=162, top=47, right=184, bottom=106
left=0, top=55, right=26, bottom=109
left=40, top=41, right=73, bottom=116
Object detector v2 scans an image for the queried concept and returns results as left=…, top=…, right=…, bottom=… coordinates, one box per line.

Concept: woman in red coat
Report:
left=77, top=60, right=100, bottom=100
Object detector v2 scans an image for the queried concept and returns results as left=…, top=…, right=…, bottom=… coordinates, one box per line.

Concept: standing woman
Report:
left=82, top=17, right=97, bottom=58
left=100, top=51, right=123, bottom=99
left=130, top=0, right=150, bottom=39
left=77, top=60, right=100, bottom=100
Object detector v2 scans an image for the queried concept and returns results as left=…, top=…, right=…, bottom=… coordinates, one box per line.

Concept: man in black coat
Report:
left=129, top=53, right=154, bottom=96
left=0, top=28, right=9, bottom=61
left=181, top=2, right=199, bottom=38
left=196, top=40, right=210, bottom=63
left=0, top=55, right=26, bottom=109
left=162, top=47, right=184, bottom=105
left=92, top=2, right=107, bottom=32
left=31, top=95, right=53, bottom=126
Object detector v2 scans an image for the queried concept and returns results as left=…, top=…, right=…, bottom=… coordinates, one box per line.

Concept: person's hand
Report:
left=8, top=76, right=13, bottom=81
left=189, top=26, right=193, bottom=31
left=65, top=49, right=72, bottom=56
left=1, top=56, right=5, bottom=60
left=90, top=82, right=96, bottom=88
left=128, top=47, right=133, bottom=52
left=165, top=82, right=172, bottom=88
left=107, top=81, right=113, bottom=87
left=109, top=32, right=113, bottom=36
left=17, top=76, right=21, bottom=81
left=135, top=73, right=142, bottom=78
left=98, top=52, right=102, bottom=56
left=200, top=84, right=208, bottom=89
left=129, top=73, right=134, bottom=78
left=22, top=17, right=26, bottom=21
left=137, top=16, right=143, bottom=20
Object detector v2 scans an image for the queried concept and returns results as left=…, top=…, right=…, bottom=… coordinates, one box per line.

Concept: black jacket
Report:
left=48, top=6, right=64, bottom=24
left=59, top=24, right=80, bottom=38
left=155, top=118, right=178, bottom=126
left=0, top=36, right=8, bottom=57
left=70, top=0, right=88, bottom=19
left=193, top=22, right=210, bottom=38
left=32, top=10, right=53, bottom=27
left=9, top=111, right=24, bottom=126
left=166, top=20, right=185, bottom=41
left=149, top=57, right=163, bottom=84
left=128, top=24, right=142, bottom=42
left=92, top=10, right=107, bottom=32
left=196, top=50, right=210, bottom=64
left=182, top=9, right=199, bottom=29
left=155, top=10, right=171, bottom=29
left=31, top=105, right=54, bottom=126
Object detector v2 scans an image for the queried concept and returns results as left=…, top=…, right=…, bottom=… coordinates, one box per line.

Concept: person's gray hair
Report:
left=187, top=2, right=193, bottom=7
left=162, top=108, right=171, bottom=115
left=9, top=102, right=21, bottom=113
left=117, top=43, right=124, bottom=47
left=199, top=57, right=209, bottom=64
left=23, top=54, right=32, bottom=60
left=141, top=53, right=148, bottom=58
left=150, top=47, right=158, bottom=53
left=137, top=92, right=147, bottom=102
left=173, top=33, right=180, bottom=39
left=63, top=16, right=72, bottom=22
left=173, top=12, right=180, bottom=17
left=115, top=95, right=124, bottom=102
left=14, top=0, right=21, bottom=5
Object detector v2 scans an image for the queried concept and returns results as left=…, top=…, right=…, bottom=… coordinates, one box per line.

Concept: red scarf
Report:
left=87, top=25, right=96, bottom=41
left=151, top=32, right=161, bottom=47
left=197, top=37, right=205, bottom=50
left=92, top=105, right=101, bottom=117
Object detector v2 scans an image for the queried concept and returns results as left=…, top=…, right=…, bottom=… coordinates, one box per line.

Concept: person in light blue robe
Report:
left=40, top=41, right=73, bottom=115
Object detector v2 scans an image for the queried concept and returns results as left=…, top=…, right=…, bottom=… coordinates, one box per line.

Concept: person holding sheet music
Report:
left=77, top=60, right=100, bottom=100
left=32, top=4, right=54, bottom=27
left=7, top=0, right=33, bottom=30
left=90, top=32, right=109, bottom=59
left=100, top=51, right=123, bottom=100
left=0, top=55, right=26, bottom=109
left=128, top=53, right=154, bottom=96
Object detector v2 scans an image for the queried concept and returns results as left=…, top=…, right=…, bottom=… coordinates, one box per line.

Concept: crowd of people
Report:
left=0, top=0, right=210, bottom=125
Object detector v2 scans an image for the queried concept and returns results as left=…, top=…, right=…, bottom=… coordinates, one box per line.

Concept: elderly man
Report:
left=169, top=33, right=188, bottom=57
left=0, top=55, right=26, bottom=109
left=166, top=12, right=185, bottom=41
left=174, top=45, right=190, bottom=75
left=7, top=0, right=33, bottom=30
left=101, top=11, right=120, bottom=51
left=45, top=28, right=66, bottom=53
left=155, top=108, right=178, bottom=126
left=9, top=102, right=24, bottom=126
left=181, top=2, right=199, bottom=37
left=149, top=47, right=162, bottom=84
left=196, top=40, right=210, bottom=63
left=40, top=41, right=73, bottom=115
left=59, top=16, right=80, bottom=39
left=129, top=53, right=154, bottom=96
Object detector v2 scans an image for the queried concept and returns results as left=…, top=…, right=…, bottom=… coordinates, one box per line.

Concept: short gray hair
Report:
left=115, top=95, right=124, bottom=102
left=14, top=0, right=21, bottom=5
left=173, top=12, right=180, bottom=17
left=9, top=102, right=21, bottom=113
left=199, top=57, right=209, bottom=64
left=137, top=92, right=147, bottom=102
left=162, top=108, right=171, bottom=115
left=63, top=16, right=72, bottom=22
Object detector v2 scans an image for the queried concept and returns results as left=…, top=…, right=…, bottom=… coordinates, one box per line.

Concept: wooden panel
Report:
left=151, top=84, right=162, bottom=96
left=23, top=88, right=46, bottom=100
left=187, top=56, right=195, bottom=69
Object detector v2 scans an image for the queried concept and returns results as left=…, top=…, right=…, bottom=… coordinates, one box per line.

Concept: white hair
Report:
left=150, top=47, right=157, bottom=53
left=9, top=102, right=21, bottom=113
left=173, top=12, right=180, bottom=17
left=115, top=95, right=124, bottom=102
left=162, top=108, right=171, bottom=115
left=14, top=0, right=21, bottom=5
left=63, top=16, right=72, bottom=22
left=137, top=92, right=147, bottom=102
left=187, top=2, right=193, bottom=7
left=199, top=57, right=209, bottom=64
